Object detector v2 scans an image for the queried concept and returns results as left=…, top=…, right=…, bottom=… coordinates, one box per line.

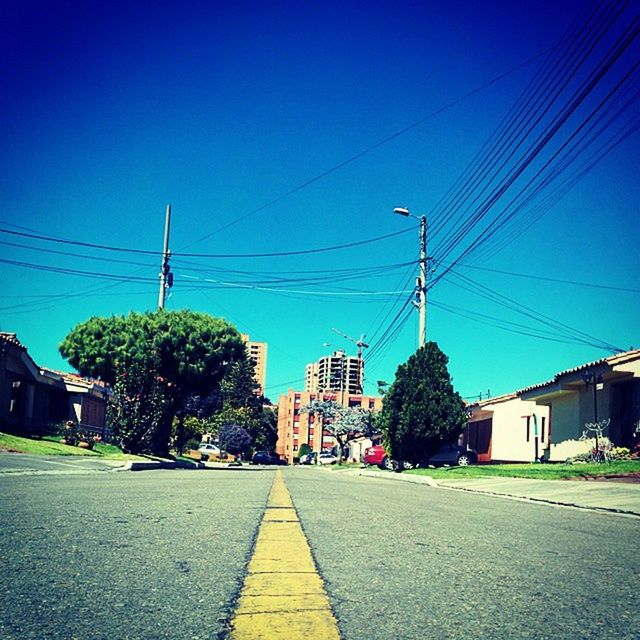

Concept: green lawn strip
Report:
left=0, top=432, right=143, bottom=460
left=406, top=460, right=640, bottom=480
left=0, top=432, right=97, bottom=456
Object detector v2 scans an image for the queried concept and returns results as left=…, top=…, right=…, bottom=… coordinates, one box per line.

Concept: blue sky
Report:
left=1, top=0, right=638, bottom=401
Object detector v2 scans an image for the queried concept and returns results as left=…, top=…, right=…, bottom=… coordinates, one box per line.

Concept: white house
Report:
left=464, top=393, right=550, bottom=463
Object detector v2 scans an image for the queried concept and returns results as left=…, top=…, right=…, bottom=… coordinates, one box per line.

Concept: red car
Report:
left=363, top=444, right=393, bottom=470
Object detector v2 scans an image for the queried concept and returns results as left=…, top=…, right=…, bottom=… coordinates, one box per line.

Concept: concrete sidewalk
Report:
left=435, top=476, right=640, bottom=516
left=352, top=468, right=640, bottom=517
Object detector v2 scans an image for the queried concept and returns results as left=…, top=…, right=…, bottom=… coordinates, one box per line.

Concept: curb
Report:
left=435, top=483, right=640, bottom=518
left=345, top=468, right=640, bottom=518
left=116, top=460, right=205, bottom=472
left=350, top=468, right=439, bottom=487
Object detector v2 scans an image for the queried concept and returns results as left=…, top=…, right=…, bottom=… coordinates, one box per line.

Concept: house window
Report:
left=541, top=417, right=546, bottom=443
left=293, top=444, right=298, bottom=451
left=525, top=416, right=531, bottom=442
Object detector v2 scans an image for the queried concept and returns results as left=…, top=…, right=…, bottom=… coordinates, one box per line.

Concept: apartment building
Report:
left=241, top=334, right=267, bottom=396
left=305, top=350, right=364, bottom=395
left=276, top=390, right=382, bottom=464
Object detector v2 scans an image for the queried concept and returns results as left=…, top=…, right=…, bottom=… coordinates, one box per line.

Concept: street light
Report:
left=581, top=369, right=603, bottom=456
left=393, top=206, right=427, bottom=348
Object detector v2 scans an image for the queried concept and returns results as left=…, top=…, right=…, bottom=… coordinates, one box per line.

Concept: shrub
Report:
left=185, top=437, right=201, bottom=451
left=608, top=446, right=632, bottom=460
left=58, top=420, right=102, bottom=449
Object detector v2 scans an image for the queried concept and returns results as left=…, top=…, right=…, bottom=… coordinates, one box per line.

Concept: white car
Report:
left=198, top=443, right=221, bottom=455
left=318, top=453, right=337, bottom=465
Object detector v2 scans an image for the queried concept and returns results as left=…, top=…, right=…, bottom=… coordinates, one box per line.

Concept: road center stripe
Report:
left=230, top=470, right=341, bottom=639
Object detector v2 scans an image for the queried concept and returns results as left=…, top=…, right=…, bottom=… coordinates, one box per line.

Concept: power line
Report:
left=427, top=2, right=639, bottom=279
left=442, top=269, right=624, bottom=352
left=180, top=44, right=560, bottom=248
left=454, top=263, right=640, bottom=293
left=0, top=225, right=415, bottom=259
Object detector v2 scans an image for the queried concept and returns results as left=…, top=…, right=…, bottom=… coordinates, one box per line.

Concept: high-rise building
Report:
left=241, top=334, right=267, bottom=396
left=304, top=350, right=364, bottom=395
left=276, top=390, right=382, bottom=464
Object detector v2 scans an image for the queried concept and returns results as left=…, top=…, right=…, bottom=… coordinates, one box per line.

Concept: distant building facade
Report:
left=241, top=334, right=268, bottom=396
left=304, top=350, right=364, bottom=395
left=276, top=390, right=382, bottom=464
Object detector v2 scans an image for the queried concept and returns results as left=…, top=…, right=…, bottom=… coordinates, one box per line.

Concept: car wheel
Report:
left=457, top=454, right=471, bottom=466
left=382, top=456, right=394, bottom=471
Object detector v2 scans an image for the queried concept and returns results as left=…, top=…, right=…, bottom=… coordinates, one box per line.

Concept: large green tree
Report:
left=60, top=309, right=246, bottom=454
left=379, top=342, right=467, bottom=465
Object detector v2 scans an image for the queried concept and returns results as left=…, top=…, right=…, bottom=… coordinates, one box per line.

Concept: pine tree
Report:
left=380, top=342, right=467, bottom=465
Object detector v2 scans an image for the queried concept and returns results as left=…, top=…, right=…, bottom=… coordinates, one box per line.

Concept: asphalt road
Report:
left=0, top=468, right=275, bottom=640
left=1, top=466, right=638, bottom=640
left=285, top=468, right=640, bottom=640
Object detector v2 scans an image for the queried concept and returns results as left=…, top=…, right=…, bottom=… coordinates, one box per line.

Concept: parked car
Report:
left=198, top=442, right=224, bottom=460
left=252, top=450, right=284, bottom=465
left=425, top=444, right=477, bottom=467
left=364, top=443, right=476, bottom=469
left=363, top=444, right=392, bottom=470
left=318, top=452, right=338, bottom=465
left=299, top=452, right=317, bottom=465
left=198, top=443, right=221, bottom=455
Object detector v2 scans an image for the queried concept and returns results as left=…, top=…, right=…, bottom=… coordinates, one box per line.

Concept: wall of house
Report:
left=472, top=398, right=550, bottom=462
left=545, top=392, right=591, bottom=461
left=0, top=349, right=37, bottom=433
left=344, top=437, right=373, bottom=463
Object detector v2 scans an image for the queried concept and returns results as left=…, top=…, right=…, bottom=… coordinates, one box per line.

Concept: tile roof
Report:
left=40, top=367, right=108, bottom=390
left=0, top=332, right=27, bottom=352
left=518, top=348, right=640, bottom=394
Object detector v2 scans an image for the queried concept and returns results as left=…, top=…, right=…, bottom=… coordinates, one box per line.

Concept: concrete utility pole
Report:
left=394, top=207, right=428, bottom=348
left=158, top=204, right=172, bottom=309
left=417, top=215, right=427, bottom=348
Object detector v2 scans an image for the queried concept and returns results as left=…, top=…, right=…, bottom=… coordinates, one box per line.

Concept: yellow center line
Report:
left=230, top=470, right=341, bottom=640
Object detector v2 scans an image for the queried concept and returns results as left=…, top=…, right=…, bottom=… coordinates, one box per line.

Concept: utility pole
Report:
left=157, top=204, right=172, bottom=309
left=417, top=215, right=427, bottom=348
left=394, top=208, right=428, bottom=348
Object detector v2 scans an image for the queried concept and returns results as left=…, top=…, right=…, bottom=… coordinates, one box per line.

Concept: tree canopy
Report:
left=60, top=309, right=245, bottom=392
left=218, top=423, right=252, bottom=456
left=60, top=309, right=247, bottom=455
left=379, top=342, right=467, bottom=465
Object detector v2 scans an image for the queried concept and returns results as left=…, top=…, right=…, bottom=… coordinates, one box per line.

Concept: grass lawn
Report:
left=405, top=460, right=640, bottom=480
left=0, top=432, right=143, bottom=460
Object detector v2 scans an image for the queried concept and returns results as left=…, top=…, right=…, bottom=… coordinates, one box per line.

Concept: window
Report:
left=293, top=444, right=298, bottom=451
left=525, top=416, right=531, bottom=442
left=541, top=417, right=546, bottom=443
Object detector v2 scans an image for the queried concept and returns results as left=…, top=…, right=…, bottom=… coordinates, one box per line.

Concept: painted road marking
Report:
left=230, top=470, right=341, bottom=639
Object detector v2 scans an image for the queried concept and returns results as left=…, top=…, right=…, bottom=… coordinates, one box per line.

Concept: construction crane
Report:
left=331, top=328, right=369, bottom=396
left=331, top=328, right=369, bottom=359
